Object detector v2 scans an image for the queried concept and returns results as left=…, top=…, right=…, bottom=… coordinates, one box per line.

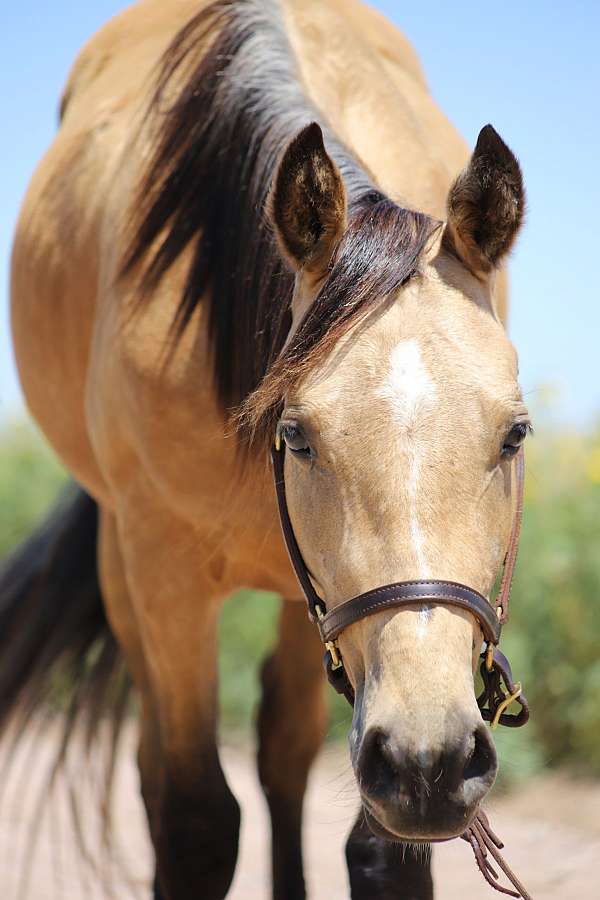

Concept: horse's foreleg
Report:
left=98, top=509, right=162, bottom=893
left=104, top=501, right=240, bottom=900
left=346, top=811, right=434, bottom=900
left=257, top=599, right=327, bottom=900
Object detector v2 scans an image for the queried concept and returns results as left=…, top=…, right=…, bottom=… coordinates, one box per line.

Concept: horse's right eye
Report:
left=280, top=423, right=312, bottom=457
left=501, top=422, right=531, bottom=459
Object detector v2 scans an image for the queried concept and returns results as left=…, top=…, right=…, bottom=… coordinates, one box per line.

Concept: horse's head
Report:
left=256, top=122, right=528, bottom=841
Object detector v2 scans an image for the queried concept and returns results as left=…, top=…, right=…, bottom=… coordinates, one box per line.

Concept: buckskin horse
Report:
left=4, top=0, right=532, bottom=897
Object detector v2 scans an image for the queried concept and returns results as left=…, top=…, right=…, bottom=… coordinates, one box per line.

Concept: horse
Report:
left=4, top=0, right=529, bottom=897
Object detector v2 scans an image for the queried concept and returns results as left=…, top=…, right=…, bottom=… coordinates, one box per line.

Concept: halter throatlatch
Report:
left=271, top=437, right=531, bottom=898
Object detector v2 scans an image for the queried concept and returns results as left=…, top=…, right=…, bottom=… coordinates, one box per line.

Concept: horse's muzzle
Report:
left=355, top=718, right=498, bottom=840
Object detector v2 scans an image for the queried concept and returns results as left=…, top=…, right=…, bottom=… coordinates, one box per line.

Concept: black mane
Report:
left=123, top=0, right=437, bottom=446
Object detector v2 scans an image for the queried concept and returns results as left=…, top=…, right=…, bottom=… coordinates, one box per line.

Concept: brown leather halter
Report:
left=271, top=437, right=533, bottom=900
left=271, top=437, right=528, bottom=728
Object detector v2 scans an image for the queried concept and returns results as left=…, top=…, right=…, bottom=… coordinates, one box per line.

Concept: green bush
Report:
left=1, top=420, right=599, bottom=778
left=0, top=421, right=67, bottom=557
left=218, top=590, right=279, bottom=729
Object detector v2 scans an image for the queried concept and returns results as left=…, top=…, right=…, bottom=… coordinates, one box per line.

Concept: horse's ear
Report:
left=269, top=122, right=347, bottom=279
left=443, top=125, right=525, bottom=276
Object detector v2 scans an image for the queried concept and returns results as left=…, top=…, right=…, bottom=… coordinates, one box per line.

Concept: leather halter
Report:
left=271, top=438, right=528, bottom=728
left=271, top=437, right=532, bottom=899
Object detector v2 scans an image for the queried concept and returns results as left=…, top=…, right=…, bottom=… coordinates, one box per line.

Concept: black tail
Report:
left=0, top=482, right=131, bottom=768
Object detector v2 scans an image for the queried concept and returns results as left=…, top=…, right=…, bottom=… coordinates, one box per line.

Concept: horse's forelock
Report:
left=240, top=198, right=440, bottom=448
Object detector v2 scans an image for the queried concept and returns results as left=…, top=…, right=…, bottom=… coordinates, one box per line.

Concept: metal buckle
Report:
left=315, top=604, right=343, bottom=670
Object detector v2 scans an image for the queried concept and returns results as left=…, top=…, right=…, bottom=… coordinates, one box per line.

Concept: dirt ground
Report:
left=1, top=725, right=599, bottom=900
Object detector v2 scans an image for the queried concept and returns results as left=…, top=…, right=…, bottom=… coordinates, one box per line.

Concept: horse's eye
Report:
left=280, top=423, right=311, bottom=457
left=501, top=422, right=531, bottom=458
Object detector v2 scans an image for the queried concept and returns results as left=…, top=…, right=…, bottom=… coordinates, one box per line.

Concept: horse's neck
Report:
left=283, top=0, right=466, bottom=219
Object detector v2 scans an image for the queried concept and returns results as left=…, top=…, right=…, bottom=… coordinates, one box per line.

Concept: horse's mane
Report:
left=123, top=0, right=438, bottom=448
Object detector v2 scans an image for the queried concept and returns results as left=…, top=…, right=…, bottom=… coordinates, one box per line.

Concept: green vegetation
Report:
left=0, top=421, right=67, bottom=557
left=1, top=419, right=599, bottom=780
left=218, top=589, right=279, bottom=728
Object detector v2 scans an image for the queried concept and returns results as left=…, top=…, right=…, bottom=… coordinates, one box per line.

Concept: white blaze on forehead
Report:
left=378, top=339, right=436, bottom=580
left=379, top=339, right=436, bottom=424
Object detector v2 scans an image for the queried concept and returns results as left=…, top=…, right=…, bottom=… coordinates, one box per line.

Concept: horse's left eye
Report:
left=280, top=423, right=311, bottom=457
left=501, top=422, right=530, bottom=458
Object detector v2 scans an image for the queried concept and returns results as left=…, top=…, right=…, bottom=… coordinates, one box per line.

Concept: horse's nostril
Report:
left=463, top=724, right=496, bottom=784
left=358, top=728, right=403, bottom=794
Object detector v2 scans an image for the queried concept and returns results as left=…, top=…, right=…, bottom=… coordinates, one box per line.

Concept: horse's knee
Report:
left=139, top=720, right=240, bottom=899
left=153, top=766, right=240, bottom=900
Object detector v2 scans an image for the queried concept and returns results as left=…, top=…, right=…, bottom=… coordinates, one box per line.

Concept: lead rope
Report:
left=462, top=810, right=533, bottom=900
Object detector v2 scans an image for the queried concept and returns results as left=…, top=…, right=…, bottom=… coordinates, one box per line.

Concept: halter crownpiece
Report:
left=271, top=437, right=532, bottom=899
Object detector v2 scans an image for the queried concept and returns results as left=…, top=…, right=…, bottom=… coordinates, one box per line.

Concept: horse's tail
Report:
left=0, top=482, right=131, bottom=768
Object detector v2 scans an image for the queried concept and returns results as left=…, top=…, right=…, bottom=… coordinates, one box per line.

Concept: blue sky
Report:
left=1, top=1, right=598, bottom=426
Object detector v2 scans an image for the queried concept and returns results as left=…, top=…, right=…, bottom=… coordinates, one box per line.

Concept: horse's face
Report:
left=280, top=268, right=526, bottom=840
left=266, top=123, right=527, bottom=841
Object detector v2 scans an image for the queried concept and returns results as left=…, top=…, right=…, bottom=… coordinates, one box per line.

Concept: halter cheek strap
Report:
left=270, top=439, right=528, bottom=727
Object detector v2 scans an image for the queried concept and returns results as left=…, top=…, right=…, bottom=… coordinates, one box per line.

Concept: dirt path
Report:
left=1, top=727, right=598, bottom=899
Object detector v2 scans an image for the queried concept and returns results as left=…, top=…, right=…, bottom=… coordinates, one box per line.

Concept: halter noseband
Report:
left=271, top=437, right=529, bottom=728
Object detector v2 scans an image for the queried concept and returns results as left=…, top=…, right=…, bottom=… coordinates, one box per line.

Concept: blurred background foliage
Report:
left=0, top=416, right=599, bottom=783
